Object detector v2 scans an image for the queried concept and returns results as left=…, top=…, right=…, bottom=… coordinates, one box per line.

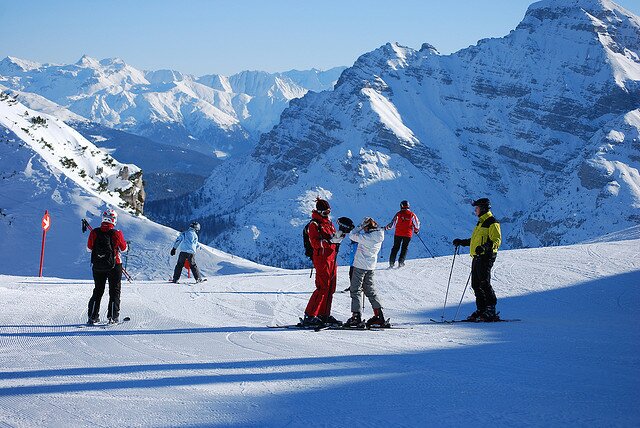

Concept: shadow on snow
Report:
left=0, top=270, right=638, bottom=426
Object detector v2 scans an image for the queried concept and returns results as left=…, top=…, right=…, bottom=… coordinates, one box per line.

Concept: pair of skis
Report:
left=79, top=316, right=131, bottom=329
left=429, top=317, right=521, bottom=324
left=268, top=318, right=402, bottom=332
left=167, top=278, right=207, bottom=285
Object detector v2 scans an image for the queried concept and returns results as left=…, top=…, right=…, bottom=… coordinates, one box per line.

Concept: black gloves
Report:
left=170, top=248, right=176, bottom=256
left=476, top=244, right=492, bottom=255
left=453, top=238, right=462, bottom=246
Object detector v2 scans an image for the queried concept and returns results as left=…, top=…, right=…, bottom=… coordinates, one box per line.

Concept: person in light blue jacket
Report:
left=170, top=221, right=204, bottom=283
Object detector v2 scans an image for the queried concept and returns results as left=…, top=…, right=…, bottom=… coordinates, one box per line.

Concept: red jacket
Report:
left=386, top=209, right=421, bottom=238
left=307, top=211, right=337, bottom=258
left=87, top=223, right=128, bottom=264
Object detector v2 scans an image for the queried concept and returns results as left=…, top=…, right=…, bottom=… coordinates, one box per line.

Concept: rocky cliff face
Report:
left=144, top=0, right=640, bottom=268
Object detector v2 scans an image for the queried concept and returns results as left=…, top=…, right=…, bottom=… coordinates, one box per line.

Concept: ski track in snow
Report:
left=0, top=240, right=639, bottom=426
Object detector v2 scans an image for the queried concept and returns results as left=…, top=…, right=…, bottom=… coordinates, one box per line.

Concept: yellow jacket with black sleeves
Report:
left=468, top=211, right=501, bottom=256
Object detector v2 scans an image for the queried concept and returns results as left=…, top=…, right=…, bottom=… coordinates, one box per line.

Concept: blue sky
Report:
left=1, top=0, right=638, bottom=76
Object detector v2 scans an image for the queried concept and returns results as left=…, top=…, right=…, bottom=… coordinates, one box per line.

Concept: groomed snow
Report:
left=0, top=239, right=638, bottom=426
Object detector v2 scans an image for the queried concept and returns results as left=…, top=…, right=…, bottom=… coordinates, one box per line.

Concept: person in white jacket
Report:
left=170, top=221, right=204, bottom=283
left=345, top=217, right=389, bottom=328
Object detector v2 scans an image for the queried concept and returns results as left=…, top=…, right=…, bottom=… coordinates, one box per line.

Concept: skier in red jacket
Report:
left=385, top=200, right=420, bottom=268
left=301, top=198, right=343, bottom=327
left=86, top=209, right=128, bottom=324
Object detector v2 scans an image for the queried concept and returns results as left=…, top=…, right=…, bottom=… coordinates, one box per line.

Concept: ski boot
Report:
left=299, top=314, right=324, bottom=328
left=466, top=310, right=482, bottom=321
left=479, top=306, right=500, bottom=322
left=398, top=261, right=405, bottom=268
left=366, top=308, right=390, bottom=328
left=108, top=317, right=119, bottom=324
left=344, top=312, right=364, bottom=328
left=322, top=315, right=343, bottom=327
left=87, top=316, right=100, bottom=325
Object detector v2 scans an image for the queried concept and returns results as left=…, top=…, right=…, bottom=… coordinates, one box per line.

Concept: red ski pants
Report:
left=305, top=254, right=337, bottom=318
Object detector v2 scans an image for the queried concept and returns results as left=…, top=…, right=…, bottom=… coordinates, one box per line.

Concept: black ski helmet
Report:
left=315, top=198, right=331, bottom=216
left=471, top=198, right=491, bottom=213
left=400, top=200, right=410, bottom=209
left=337, top=216, right=355, bottom=233
left=190, top=221, right=201, bottom=232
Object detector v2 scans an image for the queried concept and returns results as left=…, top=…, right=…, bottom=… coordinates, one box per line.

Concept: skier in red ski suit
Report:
left=302, top=198, right=342, bottom=326
left=86, top=209, right=128, bottom=324
left=385, top=200, right=420, bottom=268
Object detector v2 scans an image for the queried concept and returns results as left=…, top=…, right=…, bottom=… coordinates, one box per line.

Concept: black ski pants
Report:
left=471, top=254, right=497, bottom=311
left=88, top=264, right=122, bottom=320
left=173, top=252, right=202, bottom=282
left=389, top=235, right=411, bottom=265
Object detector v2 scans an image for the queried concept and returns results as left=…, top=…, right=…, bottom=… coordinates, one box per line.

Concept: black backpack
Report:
left=302, top=220, right=320, bottom=259
left=91, top=229, right=116, bottom=272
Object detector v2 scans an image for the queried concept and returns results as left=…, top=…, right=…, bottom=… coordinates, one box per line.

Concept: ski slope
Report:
left=0, top=238, right=638, bottom=427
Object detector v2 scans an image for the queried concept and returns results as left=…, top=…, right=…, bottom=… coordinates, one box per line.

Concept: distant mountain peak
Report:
left=0, top=56, right=42, bottom=72
left=75, top=54, right=100, bottom=67
left=419, top=43, right=439, bottom=55
left=520, top=0, right=639, bottom=30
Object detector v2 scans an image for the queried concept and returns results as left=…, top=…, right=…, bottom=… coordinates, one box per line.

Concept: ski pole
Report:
left=124, top=241, right=130, bottom=271
left=441, top=246, right=459, bottom=321
left=415, top=233, right=436, bottom=258
left=452, top=270, right=472, bottom=322
left=122, top=266, right=133, bottom=282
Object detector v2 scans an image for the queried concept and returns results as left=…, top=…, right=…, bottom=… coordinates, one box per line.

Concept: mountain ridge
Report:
left=0, top=56, right=345, bottom=157
left=169, top=0, right=640, bottom=268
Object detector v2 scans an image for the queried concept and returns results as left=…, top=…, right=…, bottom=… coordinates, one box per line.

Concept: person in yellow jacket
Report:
left=453, top=198, right=502, bottom=321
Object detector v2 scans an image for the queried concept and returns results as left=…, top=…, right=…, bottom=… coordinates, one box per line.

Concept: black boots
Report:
left=468, top=306, right=500, bottom=322
left=366, top=308, right=389, bottom=328
left=345, top=312, right=363, bottom=327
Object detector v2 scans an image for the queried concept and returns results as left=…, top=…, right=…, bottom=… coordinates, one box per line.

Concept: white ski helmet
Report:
left=102, top=209, right=118, bottom=225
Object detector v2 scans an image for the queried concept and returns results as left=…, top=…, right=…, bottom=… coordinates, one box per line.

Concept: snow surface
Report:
left=0, top=239, right=638, bottom=426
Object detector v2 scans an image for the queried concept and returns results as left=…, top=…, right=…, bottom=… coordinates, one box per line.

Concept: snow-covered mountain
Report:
left=171, top=0, right=640, bottom=268
left=0, top=90, right=271, bottom=278
left=0, top=91, right=145, bottom=213
left=0, top=57, right=344, bottom=157
left=1, top=87, right=221, bottom=201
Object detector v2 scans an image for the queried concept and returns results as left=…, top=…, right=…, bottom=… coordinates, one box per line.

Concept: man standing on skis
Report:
left=86, top=209, right=128, bottom=324
left=345, top=217, right=388, bottom=328
left=171, top=221, right=204, bottom=283
left=301, top=198, right=343, bottom=327
left=453, top=198, right=502, bottom=321
left=385, top=200, right=420, bottom=268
